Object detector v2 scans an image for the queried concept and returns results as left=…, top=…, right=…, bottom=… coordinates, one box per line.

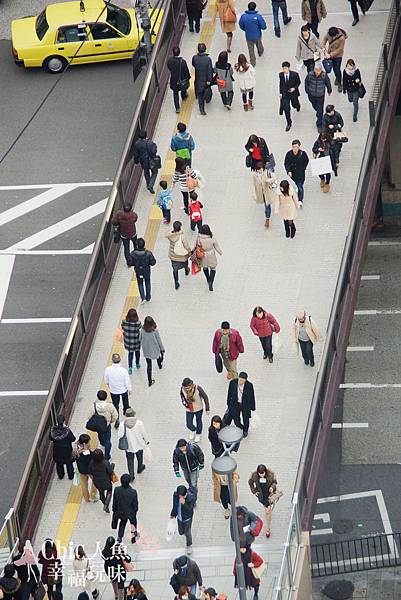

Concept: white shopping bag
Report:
left=272, top=332, right=282, bottom=354
left=144, top=445, right=153, bottom=462
left=166, top=519, right=177, bottom=542
left=310, top=156, right=332, bottom=177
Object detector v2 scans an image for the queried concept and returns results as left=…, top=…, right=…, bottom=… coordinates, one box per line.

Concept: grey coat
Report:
left=192, top=53, right=213, bottom=94
left=141, top=329, right=165, bottom=360
left=295, top=32, right=320, bottom=61
left=305, top=70, right=332, bottom=97
left=166, top=231, right=191, bottom=262
left=198, top=233, right=222, bottom=269
left=215, top=64, right=234, bottom=93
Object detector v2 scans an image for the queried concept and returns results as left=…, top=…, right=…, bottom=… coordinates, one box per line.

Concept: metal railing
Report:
left=311, top=533, right=401, bottom=577
left=8, top=0, right=186, bottom=543
left=274, top=0, right=401, bottom=596
left=274, top=495, right=303, bottom=600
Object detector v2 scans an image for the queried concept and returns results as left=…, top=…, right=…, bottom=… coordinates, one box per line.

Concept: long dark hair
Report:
left=209, top=415, right=223, bottom=431
left=216, top=50, right=228, bottom=69
left=235, top=53, right=250, bottom=72
left=125, top=308, right=138, bottom=322
left=175, top=157, right=187, bottom=173
left=252, top=306, right=265, bottom=318
left=143, top=316, right=157, bottom=333
left=200, top=224, right=212, bottom=237
left=247, top=134, right=259, bottom=147
left=279, top=180, right=290, bottom=196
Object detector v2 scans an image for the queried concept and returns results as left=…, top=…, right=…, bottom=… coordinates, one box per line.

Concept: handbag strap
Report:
left=94, top=402, right=98, bottom=415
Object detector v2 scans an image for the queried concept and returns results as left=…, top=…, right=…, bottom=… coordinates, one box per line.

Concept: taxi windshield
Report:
left=106, top=4, right=131, bottom=35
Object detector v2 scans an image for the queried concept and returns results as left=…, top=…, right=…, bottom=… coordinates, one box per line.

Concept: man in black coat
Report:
left=279, top=61, right=301, bottom=131
left=112, top=473, right=139, bottom=543
left=167, top=46, right=191, bottom=113
left=133, top=129, right=159, bottom=194
left=192, top=43, right=213, bottom=116
left=128, top=237, right=156, bottom=303
left=170, top=485, right=195, bottom=554
left=225, top=372, right=255, bottom=438
left=284, top=139, right=309, bottom=205
left=173, top=439, right=204, bottom=501
left=49, top=414, right=76, bottom=480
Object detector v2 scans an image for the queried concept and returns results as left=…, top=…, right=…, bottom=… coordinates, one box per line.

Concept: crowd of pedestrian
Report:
left=11, top=0, right=375, bottom=598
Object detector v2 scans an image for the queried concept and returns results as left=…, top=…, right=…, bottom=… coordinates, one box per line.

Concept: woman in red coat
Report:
left=250, top=306, right=280, bottom=363
left=233, top=546, right=264, bottom=600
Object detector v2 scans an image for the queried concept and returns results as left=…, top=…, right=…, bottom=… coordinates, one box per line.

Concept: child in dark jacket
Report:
left=188, top=191, right=203, bottom=232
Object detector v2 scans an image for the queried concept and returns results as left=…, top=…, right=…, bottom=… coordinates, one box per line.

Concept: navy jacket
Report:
left=133, top=138, right=157, bottom=168
left=170, top=490, right=195, bottom=521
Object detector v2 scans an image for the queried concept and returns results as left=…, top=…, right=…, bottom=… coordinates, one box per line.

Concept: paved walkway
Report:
left=34, top=0, right=389, bottom=598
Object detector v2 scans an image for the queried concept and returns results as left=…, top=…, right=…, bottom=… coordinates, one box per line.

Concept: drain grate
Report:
left=333, top=519, right=354, bottom=534
left=322, top=579, right=355, bottom=599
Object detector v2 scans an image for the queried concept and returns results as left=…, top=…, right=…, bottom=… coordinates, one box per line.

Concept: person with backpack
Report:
left=157, top=180, right=173, bottom=224
left=212, top=321, right=245, bottom=379
left=170, top=485, right=196, bottom=554
left=188, top=192, right=203, bottom=232
left=118, top=407, right=149, bottom=481
left=128, top=238, right=156, bottom=304
left=121, top=309, right=142, bottom=374
left=250, top=306, right=281, bottom=362
left=167, top=47, right=191, bottom=113
left=171, top=123, right=196, bottom=165
left=49, top=414, right=76, bottom=480
left=166, top=221, right=191, bottom=290
left=133, top=130, right=160, bottom=194
left=173, top=438, right=204, bottom=501
left=86, top=390, right=118, bottom=461
left=111, top=204, right=138, bottom=267
left=180, top=378, right=210, bottom=443
left=293, top=310, right=322, bottom=366
left=248, top=464, right=280, bottom=537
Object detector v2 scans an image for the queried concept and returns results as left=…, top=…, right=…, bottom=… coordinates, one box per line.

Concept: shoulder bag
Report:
left=118, top=424, right=129, bottom=451
left=195, top=238, right=205, bottom=259
left=358, top=83, right=366, bottom=98
left=322, top=58, right=332, bottom=73
left=186, top=166, right=199, bottom=191
left=177, top=58, right=190, bottom=91
left=251, top=560, right=267, bottom=579
left=146, top=140, right=162, bottom=170
left=86, top=403, right=108, bottom=434
left=174, top=234, right=188, bottom=256
left=223, top=6, right=237, bottom=22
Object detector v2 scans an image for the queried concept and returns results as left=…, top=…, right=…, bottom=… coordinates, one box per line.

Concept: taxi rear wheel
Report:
left=43, top=55, right=68, bottom=74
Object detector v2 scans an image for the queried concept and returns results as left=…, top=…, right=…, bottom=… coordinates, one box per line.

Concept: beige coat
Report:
left=215, top=0, right=237, bottom=33
left=275, top=186, right=300, bottom=221
left=166, top=231, right=191, bottom=262
left=293, top=314, right=322, bottom=345
left=213, top=471, right=239, bottom=503
left=322, top=29, right=347, bottom=58
left=87, top=400, right=118, bottom=426
left=198, top=233, right=222, bottom=269
left=301, top=0, right=327, bottom=23
left=252, top=170, right=277, bottom=205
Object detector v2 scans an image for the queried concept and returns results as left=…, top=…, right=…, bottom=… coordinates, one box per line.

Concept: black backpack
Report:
left=86, top=403, right=108, bottom=434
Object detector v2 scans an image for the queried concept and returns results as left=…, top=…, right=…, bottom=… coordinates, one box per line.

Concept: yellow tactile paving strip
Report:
left=54, top=14, right=217, bottom=550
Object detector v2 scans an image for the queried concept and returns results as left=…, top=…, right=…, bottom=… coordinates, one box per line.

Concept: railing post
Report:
left=383, top=43, right=388, bottom=70
left=5, top=510, right=14, bottom=553
left=285, top=543, right=294, bottom=588
left=293, top=494, right=302, bottom=546
left=368, top=100, right=376, bottom=127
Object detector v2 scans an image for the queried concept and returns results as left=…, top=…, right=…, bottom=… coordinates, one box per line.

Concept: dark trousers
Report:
left=56, top=461, right=74, bottom=480
left=272, top=0, right=289, bottom=32
left=20, top=581, right=36, bottom=600
left=299, top=339, right=315, bottom=364
left=178, top=518, right=193, bottom=547
left=186, top=5, right=201, bottom=31
left=162, top=207, right=171, bottom=222
left=121, top=236, right=137, bottom=266
left=98, top=425, right=112, bottom=460
left=220, top=485, right=231, bottom=509
left=319, top=173, right=331, bottom=184
left=186, top=409, right=203, bottom=434
left=173, top=260, right=189, bottom=285
left=190, top=219, right=202, bottom=232
left=284, top=219, right=296, bottom=238
left=182, top=191, right=189, bottom=213
left=220, top=91, right=234, bottom=106
left=128, top=350, right=140, bottom=368
left=259, top=335, right=273, bottom=358
left=173, top=89, right=188, bottom=111
left=282, top=93, right=300, bottom=125
left=350, top=0, right=365, bottom=19
left=112, top=512, right=137, bottom=542
left=99, top=488, right=112, bottom=509
left=225, top=409, right=250, bottom=434
left=143, top=166, right=158, bottom=191
left=47, top=580, right=62, bottom=600
left=126, top=450, right=144, bottom=480
left=347, top=90, right=359, bottom=119
left=310, top=15, right=319, bottom=37
left=308, top=94, right=325, bottom=128
left=145, top=355, right=163, bottom=384
left=111, top=392, right=130, bottom=419
left=332, top=57, right=343, bottom=85
left=293, top=178, right=305, bottom=203
left=137, top=271, right=151, bottom=301
left=198, top=88, right=206, bottom=113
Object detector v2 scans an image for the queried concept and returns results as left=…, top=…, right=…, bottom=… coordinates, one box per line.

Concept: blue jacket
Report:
left=170, top=132, right=195, bottom=158
left=157, top=188, right=172, bottom=210
left=239, top=10, right=267, bottom=40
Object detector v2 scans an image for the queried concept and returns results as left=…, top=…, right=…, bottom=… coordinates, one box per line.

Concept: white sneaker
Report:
left=224, top=507, right=231, bottom=519
left=188, top=431, right=196, bottom=441
left=194, top=434, right=201, bottom=443
left=186, top=546, right=193, bottom=555
left=140, top=299, right=146, bottom=304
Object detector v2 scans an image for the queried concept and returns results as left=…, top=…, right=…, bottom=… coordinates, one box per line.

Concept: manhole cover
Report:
left=333, top=519, right=354, bottom=534
left=323, top=580, right=355, bottom=600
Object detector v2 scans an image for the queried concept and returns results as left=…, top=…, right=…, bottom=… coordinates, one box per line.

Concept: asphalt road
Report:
left=0, top=11, right=143, bottom=519
left=312, top=238, right=401, bottom=554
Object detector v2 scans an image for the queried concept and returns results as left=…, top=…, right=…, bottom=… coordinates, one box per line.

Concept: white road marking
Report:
left=340, top=383, right=401, bottom=389
left=368, top=240, right=401, bottom=246
left=0, top=185, right=78, bottom=227
left=361, top=275, right=380, bottom=280
left=312, top=513, right=333, bottom=536
left=0, top=391, right=48, bottom=396
left=355, top=309, right=401, bottom=315
left=0, top=249, right=94, bottom=256
left=80, top=243, right=95, bottom=254
left=347, top=346, right=374, bottom=352
left=0, top=256, right=15, bottom=319
left=6, top=198, right=108, bottom=251
left=332, top=422, right=369, bottom=428
left=1, top=318, right=71, bottom=324
left=0, top=182, right=112, bottom=190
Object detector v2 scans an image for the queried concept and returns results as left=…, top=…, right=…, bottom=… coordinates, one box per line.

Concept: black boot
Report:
left=173, top=270, right=180, bottom=289
left=203, top=268, right=210, bottom=283
left=208, top=269, right=216, bottom=291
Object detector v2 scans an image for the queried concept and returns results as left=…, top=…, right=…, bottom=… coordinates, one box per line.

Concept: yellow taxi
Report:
left=11, top=0, right=162, bottom=73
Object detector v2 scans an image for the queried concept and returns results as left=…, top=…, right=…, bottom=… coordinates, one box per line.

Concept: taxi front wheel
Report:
left=43, top=55, right=68, bottom=74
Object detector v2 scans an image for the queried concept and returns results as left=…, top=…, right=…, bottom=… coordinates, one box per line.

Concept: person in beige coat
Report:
left=275, top=180, right=300, bottom=239
left=293, top=310, right=322, bottom=367
left=213, top=471, right=239, bottom=519
left=166, top=220, right=191, bottom=289
left=198, top=224, right=223, bottom=291
left=252, top=161, right=277, bottom=228
left=213, top=0, right=237, bottom=52
left=87, top=389, right=118, bottom=460
left=301, top=0, right=327, bottom=38
left=322, top=27, right=347, bottom=91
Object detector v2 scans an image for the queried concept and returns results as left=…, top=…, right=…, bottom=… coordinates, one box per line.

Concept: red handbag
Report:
left=251, top=516, right=263, bottom=537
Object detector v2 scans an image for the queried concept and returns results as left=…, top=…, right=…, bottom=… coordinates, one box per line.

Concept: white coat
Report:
left=119, top=418, right=149, bottom=453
